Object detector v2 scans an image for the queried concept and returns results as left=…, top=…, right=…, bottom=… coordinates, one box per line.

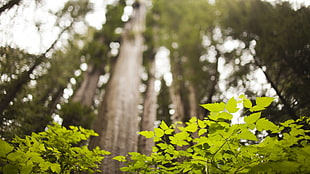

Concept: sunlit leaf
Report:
left=250, top=105, right=266, bottom=112
left=237, top=129, right=258, bottom=141
left=185, top=123, right=198, bottom=132
left=160, top=121, right=169, bottom=130
left=218, top=112, right=233, bottom=120
left=243, top=98, right=252, bottom=108
left=226, top=97, right=239, bottom=113
left=154, top=128, right=165, bottom=138
left=200, top=102, right=225, bottom=112
left=113, top=156, right=127, bottom=162
left=198, top=129, right=207, bottom=136
left=244, top=112, right=261, bottom=124
left=164, top=129, right=174, bottom=134
left=256, top=118, right=278, bottom=133
left=198, top=119, right=206, bottom=128
left=256, top=97, right=274, bottom=108
left=139, top=131, right=154, bottom=138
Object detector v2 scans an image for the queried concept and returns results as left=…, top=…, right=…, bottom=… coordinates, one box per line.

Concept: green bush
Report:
left=1, top=95, right=309, bottom=173
left=0, top=123, right=109, bottom=174
left=115, top=95, right=310, bottom=173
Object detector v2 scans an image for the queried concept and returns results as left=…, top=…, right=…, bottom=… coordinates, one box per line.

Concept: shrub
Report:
left=115, top=95, right=310, bottom=173
left=0, top=123, right=109, bottom=174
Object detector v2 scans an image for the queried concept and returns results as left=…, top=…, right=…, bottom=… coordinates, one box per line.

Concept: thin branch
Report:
left=0, top=0, right=21, bottom=15
left=253, top=57, right=298, bottom=120
left=0, top=23, right=73, bottom=114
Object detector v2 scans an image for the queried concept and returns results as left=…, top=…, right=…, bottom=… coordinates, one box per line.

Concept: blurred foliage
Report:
left=219, top=0, right=310, bottom=120
left=60, top=101, right=95, bottom=129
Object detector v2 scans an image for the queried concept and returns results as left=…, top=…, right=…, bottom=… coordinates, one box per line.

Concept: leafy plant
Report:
left=0, top=123, right=110, bottom=174
left=115, top=95, right=310, bottom=173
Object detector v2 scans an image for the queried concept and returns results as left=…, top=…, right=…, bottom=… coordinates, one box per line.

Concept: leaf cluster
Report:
left=116, top=95, right=310, bottom=173
left=0, top=123, right=109, bottom=174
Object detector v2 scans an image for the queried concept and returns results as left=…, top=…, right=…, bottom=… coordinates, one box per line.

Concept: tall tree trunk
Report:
left=72, top=63, right=103, bottom=106
left=169, top=84, right=185, bottom=123
left=187, top=82, right=198, bottom=118
left=206, top=55, right=219, bottom=104
left=138, top=57, right=157, bottom=155
left=89, top=1, right=146, bottom=173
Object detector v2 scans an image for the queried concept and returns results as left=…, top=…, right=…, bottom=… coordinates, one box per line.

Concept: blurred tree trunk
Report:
left=170, top=84, right=185, bottom=123
left=206, top=55, right=219, bottom=104
left=138, top=57, right=157, bottom=155
left=187, top=82, right=198, bottom=118
left=89, top=1, right=147, bottom=173
left=72, top=64, right=103, bottom=106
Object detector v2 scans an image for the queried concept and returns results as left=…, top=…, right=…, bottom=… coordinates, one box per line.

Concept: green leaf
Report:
left=198, top=129, right=207, bottom=136
left=7, top=151, right=24, bottom=161
left=120, top=167, right=130, bottom=172
left=50, top=164, right=61, bottom=174
left=218, top=112, right=233, bottom=120
left=244, top=112, right=261, bottom=124
left=243, top=98, right=252, bottom=108
left=280, top=119, right=295, bottom=127
left=200, top=102, right=225, bottom=112
left=160, top=121, right=169, bottom=130
left=226, top=97, right=239, bottom=113
left=40, top=162, right=55, bottom=171
left=3, top=164, right=19, bottom=174
left=185, top=123, right=198, bottom=132
left=113, top=156, right=127, bottom=162
left=157, top=143, right=169, bottom=150
left=0, top=139, right=14, bottom=157
left=154, top=128, right=165, bottom=138
left=256, top=97, right=274, bottom=108
left=139, top=131, right=154, bottom=138
left=237, top=129, right=258, bottom=141
left=169, top=136, right=189, bottom=146
left=209, top=112, right=233, bottom=121
left=152, top=146, right=159, bottom=152
left=256, top=118, right=278, bottom=133
left=20, top=163, right=33, bottom=174
left=250, top=105, right=266, bottom=112
left=198, top=119, right=206, bottom=128
left=164, top=129, right=174, bottom=134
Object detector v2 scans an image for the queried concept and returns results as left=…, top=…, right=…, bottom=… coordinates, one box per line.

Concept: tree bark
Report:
left=72, top=63, right=103, bottom=106
left=138, top=57, right=157, bottom=156
left=187, top=82, right=198, bottom=118
left=89, top=1, right=147, bottom=173
left=169, top=84, right=185, bottom=123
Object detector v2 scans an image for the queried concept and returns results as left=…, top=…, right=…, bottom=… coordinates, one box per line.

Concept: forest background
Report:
left=0, top=0, right=310, bottom=173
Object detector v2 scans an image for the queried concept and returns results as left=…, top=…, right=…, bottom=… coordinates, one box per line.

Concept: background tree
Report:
left=219, top=0, right=310, bottom=121
left=89, top=0, right=147, bottom=173
left=61, top=1, right=125, bottom=129
left=0, top=0, right=92, bottom=139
